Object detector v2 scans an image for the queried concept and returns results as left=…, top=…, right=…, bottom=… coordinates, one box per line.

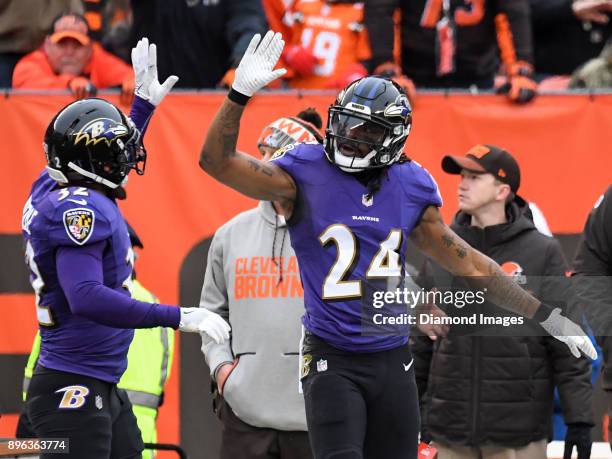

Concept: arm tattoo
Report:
left=441, top=233, right=468, bottom=259
left=441, top=234, right=454, bottom=248
left=247, top=158, right=274, bottom=177
left=200, top=100, right=244, bottom=170
left=221, top=132, right=238, bottom=158
left=219, top=104, right=241, bottom=158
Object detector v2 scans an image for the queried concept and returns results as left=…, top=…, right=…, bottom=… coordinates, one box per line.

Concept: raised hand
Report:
left=232, top=31, right=287, bottom=97
left=131, top=37, right=179, bottom=106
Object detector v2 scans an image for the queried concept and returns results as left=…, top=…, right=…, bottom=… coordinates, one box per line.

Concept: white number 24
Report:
left=319, top=224, right=403, bottom=299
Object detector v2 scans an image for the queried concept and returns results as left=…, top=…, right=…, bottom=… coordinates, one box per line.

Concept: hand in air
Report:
left=232, top=30, right=287, bottom=97
left=131, top=37, right=179, bottom=106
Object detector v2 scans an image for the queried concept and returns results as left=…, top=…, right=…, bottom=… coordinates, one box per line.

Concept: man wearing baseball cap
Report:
left=12, top=13, right=134, bottom=104
left=413, top=144, right=594, bottom=459
left=442, top=144, right=521, bottom=202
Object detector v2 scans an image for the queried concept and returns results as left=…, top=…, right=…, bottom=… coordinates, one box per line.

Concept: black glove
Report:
left=564, top=423, right=592, bottom=459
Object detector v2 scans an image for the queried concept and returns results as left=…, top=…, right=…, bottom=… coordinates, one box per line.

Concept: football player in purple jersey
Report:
left=21, top=38, right=229, bottom=459
left=198, top=31, right=596, bottom=459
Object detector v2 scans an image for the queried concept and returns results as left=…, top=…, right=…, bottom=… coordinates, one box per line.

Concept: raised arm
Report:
left=411, top=206, right=597, bottom=359
left=199, top=31, right=297, bottom=210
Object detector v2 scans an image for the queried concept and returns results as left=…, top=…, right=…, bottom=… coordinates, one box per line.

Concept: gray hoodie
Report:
left=200, top=201, right=307, bottom=431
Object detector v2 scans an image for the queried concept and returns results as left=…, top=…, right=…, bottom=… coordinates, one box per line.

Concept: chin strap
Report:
left=335, top=143, right=378, bottom=173
left=67, top=162, right=120, bottom=189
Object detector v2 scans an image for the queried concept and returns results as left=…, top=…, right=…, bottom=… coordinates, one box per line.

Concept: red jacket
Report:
left=13, top=43, right=132, bottom=90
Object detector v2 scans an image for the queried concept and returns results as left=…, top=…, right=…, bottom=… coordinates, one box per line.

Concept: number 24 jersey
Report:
left=271, top=143, right=442, bottom=352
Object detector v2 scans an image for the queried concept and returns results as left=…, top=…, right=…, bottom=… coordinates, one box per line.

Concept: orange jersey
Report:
left=13, top=43, right=132, bottom=90
left=262, top=0, right=295, bottom=39
left=285, top=1, right=371, bottom=89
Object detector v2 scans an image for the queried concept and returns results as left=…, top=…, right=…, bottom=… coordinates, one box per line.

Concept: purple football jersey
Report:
left=271, top=143, right=442, bottom=352
left=22, top=170, right=134, bottom=382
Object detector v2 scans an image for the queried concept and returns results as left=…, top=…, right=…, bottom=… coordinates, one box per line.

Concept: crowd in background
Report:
left=1, top=0, right=611, bottom=102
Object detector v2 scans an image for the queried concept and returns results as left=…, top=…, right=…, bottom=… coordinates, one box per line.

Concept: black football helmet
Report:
left=44, top=98, right=145, bottom=189
left=325, top=76, right=412, bottom=172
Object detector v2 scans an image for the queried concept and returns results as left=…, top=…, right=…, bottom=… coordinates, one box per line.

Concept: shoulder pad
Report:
left=270, top=143, right=295, bottom=160
left=41, top=187, right=117, bottom=246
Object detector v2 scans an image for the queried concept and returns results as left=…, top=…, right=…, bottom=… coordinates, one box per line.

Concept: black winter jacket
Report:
left=413, top=198, right=593, bottom=446
left=573, top=185, right=612, bottom=391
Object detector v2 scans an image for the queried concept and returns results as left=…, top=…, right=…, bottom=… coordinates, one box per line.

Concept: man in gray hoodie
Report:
left=199, top=110, right=323, bottom=459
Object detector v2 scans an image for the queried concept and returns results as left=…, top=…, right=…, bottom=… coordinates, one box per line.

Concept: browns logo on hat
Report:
left=49, top=14, right=91, bottom=46
left=441, top=144, right=521, bottom=193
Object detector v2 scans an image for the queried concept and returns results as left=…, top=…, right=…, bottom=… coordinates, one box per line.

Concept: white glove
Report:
left=179, top=307, right=230, bottom=344
left=131, top=37, right=179, bottom=106
left=232, top=30, right=287, bottom=97
left=540, top=308, right=598, bottom=359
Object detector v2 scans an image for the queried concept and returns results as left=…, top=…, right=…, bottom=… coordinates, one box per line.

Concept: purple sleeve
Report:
left=56, top=241, right=180, bottom=329
left=129, top=95, right=155, bottom=136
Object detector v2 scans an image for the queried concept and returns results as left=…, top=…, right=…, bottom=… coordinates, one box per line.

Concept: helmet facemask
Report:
left=324, top=78, right=413, bottom=173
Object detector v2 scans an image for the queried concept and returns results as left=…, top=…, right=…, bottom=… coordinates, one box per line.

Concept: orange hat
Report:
left=49, top=14, right=90, bottom=46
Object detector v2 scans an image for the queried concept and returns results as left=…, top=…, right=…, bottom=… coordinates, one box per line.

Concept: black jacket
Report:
left=531, top=0, right=612, bottom=76
left=364, top=0, right=533, bottom=87
left=130, top=0, right=268, bottom=88
left=414, top=198, right=593, bottom=446
left=573, top=185, right=612, bottom=391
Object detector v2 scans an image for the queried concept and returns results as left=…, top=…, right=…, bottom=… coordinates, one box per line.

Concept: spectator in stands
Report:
left=269, top=0, right=415, bottom=101
left=80, top=0, right=133, bottom=63
left=129, top=0, right=267, bottom=89
left=12, top=13, right=134, bottom=104
left=569, top=37, right=612, bottom=88
left=364, top=0, right=538, bottom=104
left=414, top=145, right=594, bottom=459
left=200, top=109, right=323, bottom=459
left=573, top=186, right=612, bottom=449
left=267, top=0, right=372, bottom=89
left=0, top=0, right=83, bottom=88
left=531, top=0, right=612, bottom=80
